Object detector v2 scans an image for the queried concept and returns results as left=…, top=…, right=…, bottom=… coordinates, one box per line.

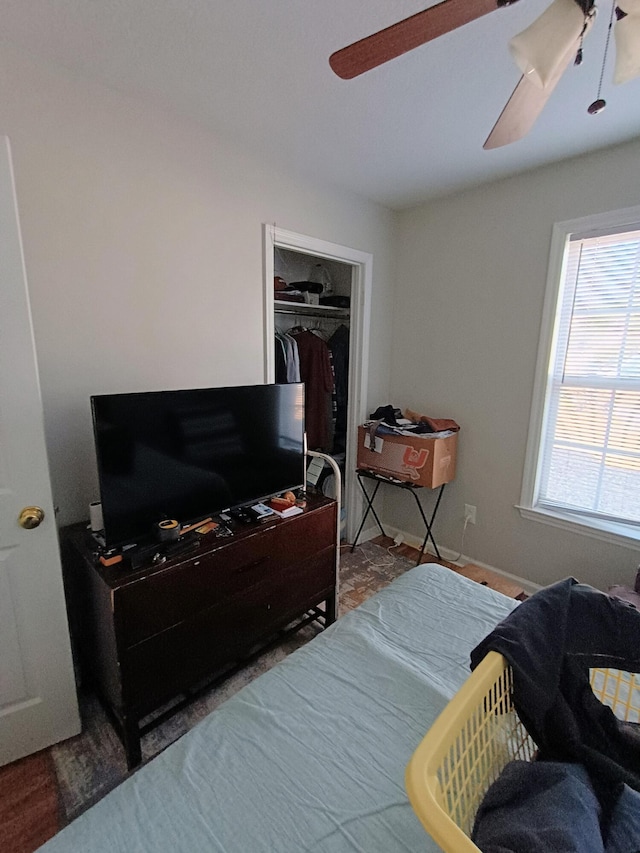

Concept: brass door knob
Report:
left=18, top=506, right=45, bottom=529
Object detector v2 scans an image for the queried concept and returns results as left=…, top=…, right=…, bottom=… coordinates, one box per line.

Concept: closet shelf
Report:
left=274, top=300, right=349, bottom=320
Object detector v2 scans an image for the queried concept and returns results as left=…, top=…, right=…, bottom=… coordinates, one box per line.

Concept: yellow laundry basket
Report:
left=405, top=650, right=640, bottom=853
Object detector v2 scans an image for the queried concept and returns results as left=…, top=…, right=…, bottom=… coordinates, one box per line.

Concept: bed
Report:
left=39, top=563, right=518, bottom=853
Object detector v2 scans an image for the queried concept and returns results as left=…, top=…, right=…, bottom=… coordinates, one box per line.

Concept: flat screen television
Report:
left=91, top=383, right=305, bottom=547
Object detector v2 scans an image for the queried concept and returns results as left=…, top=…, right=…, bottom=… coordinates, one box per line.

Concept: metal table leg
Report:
left=351, top=473, right=386, bottom=551
left=412, top=483, right=445, bottom=564
left=350, top=470, right=447, bottom=565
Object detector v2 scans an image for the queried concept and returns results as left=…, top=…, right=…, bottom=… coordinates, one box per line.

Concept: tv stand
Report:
left=60, top=494, right=338, bottom=768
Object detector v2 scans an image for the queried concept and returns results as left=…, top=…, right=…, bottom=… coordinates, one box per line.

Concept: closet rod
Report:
left=274, top=302, right=350, bottom=320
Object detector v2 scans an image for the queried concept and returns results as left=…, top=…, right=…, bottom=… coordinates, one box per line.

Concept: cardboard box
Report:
left=356, top=425, right=457, bottom=489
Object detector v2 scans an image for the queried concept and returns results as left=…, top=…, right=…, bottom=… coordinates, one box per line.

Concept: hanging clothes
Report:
left=274, top=334, right=287, bottom=383
left=286, top=333, right=301, bottom=383
left=291, top=328, right=334, bottom=451
left=274, top=331, right=301, bottom=383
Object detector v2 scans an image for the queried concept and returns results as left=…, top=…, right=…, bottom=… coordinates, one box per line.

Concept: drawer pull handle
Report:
left=235, top=556, right=270, bottom=574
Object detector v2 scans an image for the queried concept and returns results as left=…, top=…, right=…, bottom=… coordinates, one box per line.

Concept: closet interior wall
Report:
left=274, top=248, right=352, bottom=507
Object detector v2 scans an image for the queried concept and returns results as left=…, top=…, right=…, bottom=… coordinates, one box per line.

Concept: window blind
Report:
left=538, top=227, right=640, bottom=526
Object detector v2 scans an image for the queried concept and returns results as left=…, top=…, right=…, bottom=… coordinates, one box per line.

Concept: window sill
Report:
left=516, top=504, right=640, bottom=551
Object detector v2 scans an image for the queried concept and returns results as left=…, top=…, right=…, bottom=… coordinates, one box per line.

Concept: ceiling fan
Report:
left=329, top=0, right=640, bottom=148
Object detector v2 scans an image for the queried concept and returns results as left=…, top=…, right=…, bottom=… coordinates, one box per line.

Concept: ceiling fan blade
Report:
left=330, top=0, right=503, bottom=79
left=483, top=41, right=577, bottom=149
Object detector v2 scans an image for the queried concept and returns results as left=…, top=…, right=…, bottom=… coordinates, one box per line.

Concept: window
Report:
left=521, top=207, right=640, bottom=546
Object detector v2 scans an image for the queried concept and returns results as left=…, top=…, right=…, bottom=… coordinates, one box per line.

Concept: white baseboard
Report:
left=438, top=548, right=543, bottom=597
left=353, top=526, right=542, bottom=597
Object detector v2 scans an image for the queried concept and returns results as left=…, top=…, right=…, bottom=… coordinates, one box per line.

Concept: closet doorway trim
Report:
left=262, top=224, right=372, bottom=545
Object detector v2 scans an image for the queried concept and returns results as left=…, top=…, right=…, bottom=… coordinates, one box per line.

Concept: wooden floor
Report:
left=0, top=749, right=61, bottom=853
left=373, top=535, right=526, bottom=600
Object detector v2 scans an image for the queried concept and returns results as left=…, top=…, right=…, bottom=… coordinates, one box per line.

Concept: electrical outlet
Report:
left=394, top=532, right=404, bottom=546
left=464, top=504, right=477, bottom=525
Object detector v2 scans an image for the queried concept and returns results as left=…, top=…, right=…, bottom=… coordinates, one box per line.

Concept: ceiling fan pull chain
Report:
left=588, top=0, right=617, bottom=113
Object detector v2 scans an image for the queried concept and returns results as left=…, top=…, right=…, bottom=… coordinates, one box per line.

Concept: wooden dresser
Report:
left=60, top=494, right=337, bottom=767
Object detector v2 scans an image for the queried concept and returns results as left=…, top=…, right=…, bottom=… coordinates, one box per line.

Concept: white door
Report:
left=0, top=137, right=80, bottom=766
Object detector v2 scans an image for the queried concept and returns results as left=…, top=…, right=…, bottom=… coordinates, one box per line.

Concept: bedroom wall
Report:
left=389, top=137, right=640, bottom=592
left=0, top=46, right=395, bottom=527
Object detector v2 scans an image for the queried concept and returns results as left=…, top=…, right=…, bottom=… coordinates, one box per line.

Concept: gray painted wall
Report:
left=0, top=46, right=396, bottom=527
left=390, top=138, right=640, bottom=591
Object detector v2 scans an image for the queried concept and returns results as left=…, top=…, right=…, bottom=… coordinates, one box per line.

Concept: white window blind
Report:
left=538, top=227, right=640, bottom=526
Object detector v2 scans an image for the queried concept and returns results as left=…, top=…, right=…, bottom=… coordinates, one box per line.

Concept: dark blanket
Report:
left=472, top=761, right=640, bottom=853
left=470, top=578, right=640, bottom=821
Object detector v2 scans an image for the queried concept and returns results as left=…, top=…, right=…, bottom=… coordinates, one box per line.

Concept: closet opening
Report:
left=262, top=226, right=372, bottom=544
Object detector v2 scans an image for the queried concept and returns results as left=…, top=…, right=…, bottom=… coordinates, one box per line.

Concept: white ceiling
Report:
left=2, top=0, right=639, bottom=209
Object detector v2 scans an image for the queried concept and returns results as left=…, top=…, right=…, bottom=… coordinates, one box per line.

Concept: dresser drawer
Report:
left=116, top=504, right=336, bottom=648
left=121, top=546, right=335, bottom=708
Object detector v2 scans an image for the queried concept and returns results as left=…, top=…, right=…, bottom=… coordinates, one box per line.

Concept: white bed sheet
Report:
left=40, top=563, right=518, bottom=852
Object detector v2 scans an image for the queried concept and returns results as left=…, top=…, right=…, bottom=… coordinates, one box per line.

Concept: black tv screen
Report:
left=91, top=383, right=305, bottom=547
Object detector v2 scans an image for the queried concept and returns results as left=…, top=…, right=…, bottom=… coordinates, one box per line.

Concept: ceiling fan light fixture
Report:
left=509, top=0, right=589, bottom=88
left=613, top=5, right=640, bottom=83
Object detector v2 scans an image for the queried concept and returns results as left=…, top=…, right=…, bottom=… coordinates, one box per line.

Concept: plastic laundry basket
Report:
left=405, top=650, right=640, bottom=853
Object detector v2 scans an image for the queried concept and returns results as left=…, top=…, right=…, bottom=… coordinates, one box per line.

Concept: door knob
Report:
left=18, top=506, right=45, bottom=529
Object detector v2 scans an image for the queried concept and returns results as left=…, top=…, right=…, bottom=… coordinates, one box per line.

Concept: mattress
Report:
left=39, top=563, right=518, bottom=852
